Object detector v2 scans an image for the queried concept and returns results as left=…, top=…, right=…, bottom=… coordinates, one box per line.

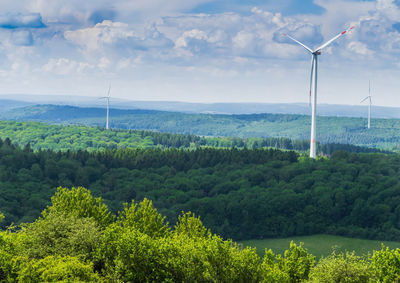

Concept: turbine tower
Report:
left=100, top=84, right=111, bottom=130
left=283, top=26, right=354, bottom=158
left=361, top=80, right=372, bottom=129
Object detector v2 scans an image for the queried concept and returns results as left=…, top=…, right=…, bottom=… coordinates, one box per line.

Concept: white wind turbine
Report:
left=100, top=84, right=111, bottom=130
left=283, top=26, right=354, bottom=158
left=360, top=80, right=372, bottom=129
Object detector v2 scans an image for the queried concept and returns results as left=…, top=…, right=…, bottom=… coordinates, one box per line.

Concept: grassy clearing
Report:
left=239, top=234, right=400, bottom=259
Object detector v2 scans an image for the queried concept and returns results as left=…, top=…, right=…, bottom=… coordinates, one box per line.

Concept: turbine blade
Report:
left=314, top=26, right=355, bottom=52
left=309, top=56, right=314, bottom=107
left=282, top=33, right=313, bottom=53
left=360, top=97, right=369, bottom=103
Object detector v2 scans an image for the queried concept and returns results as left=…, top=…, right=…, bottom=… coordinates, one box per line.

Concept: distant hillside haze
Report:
left=1, top=95, right=400, bottom=118
left=1, top=104, right=400, bottom=151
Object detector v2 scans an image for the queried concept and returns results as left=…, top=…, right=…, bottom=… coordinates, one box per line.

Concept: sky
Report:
left=0, top=0, right=400, bottom=106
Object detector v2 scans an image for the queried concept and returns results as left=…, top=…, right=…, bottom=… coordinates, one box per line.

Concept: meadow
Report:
left=240, top=234, right=400, bottom=258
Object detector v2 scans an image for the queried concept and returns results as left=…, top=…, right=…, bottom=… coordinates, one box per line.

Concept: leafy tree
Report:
left=117, top=198, right=169, bottom=238
left=19, top=212, right=102, bottom=262
left=261, top=241, right=315, bottom=282
left=308, top=251, right=372, bottom=282
left=16, top=256, right=100, bottom=282
left=371, top=245, right=400, bottom=282
left=42, top=186, right=113, bottom=228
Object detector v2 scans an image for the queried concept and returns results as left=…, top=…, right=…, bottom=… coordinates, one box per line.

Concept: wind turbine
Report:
left=100, top=84, right=111, bottom=130
left=283, top=26, right=354, bottom=158
left=360, top=80, right=372, bottom=129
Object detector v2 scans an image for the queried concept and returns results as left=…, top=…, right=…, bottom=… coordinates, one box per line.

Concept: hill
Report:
left=1, top=104, right=400, bottom=151
left=2, top=95, right=400, bottom=118
left=0, top=137, right=399, bottom=242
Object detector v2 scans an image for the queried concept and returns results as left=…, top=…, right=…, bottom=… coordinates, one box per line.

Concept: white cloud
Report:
left=42, top=58, right=92, bottom=75
left=1, top=0, right=400, bottom=106
left=175, top=29, right=208, bottom=48
left=64, top=20, right=135, bottom=51
left=347, top=41, right=374, bottom=56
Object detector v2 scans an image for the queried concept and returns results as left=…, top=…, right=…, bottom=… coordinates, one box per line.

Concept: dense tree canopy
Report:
left=0, top=187, right=399, bottom=282
left=0, top=120, right=383, bottom=155
left=0, top=137, right=399, bottom=242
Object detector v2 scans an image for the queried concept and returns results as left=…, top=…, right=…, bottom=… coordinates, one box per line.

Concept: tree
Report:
left=308, top=251, right=372, bottom=282
left=42, top=186, right=113, bottom=228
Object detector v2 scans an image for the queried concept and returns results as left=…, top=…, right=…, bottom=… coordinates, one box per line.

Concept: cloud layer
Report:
left=0, top=0, right=399, bottom=106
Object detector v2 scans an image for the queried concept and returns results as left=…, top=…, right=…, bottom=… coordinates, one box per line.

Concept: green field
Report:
left=240, top=234, right=400, bottom=258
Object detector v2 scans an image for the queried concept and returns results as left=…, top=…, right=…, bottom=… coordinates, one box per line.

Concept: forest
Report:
left=0, top=137, right=399, bottom=242
left=0, top=186, right=399, bottom=282
left=2, top=104, right=400, bottom=151
left=0, top=120, right=383, bottom=155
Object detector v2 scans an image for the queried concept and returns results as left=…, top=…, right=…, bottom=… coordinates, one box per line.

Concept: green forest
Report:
left=2, top=104, right=400, bottom=151
left=2, top=107, right=400, bottom=281
left=0, top=120, right=383, bottom=155
left=0, top=137, right=399, bottom=242
left=1, top=186, right=400, bottom=282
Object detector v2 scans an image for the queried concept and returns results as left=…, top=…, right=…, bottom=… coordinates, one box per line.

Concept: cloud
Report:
left=64, top=20, right=135, bottom=51
left=347, top=41, right=374, bottom=56
left=64, top=20, right=174, bottom=56
left=42, top=58, right=92, bottom=75
left=0, top=13, right=45, bottom=29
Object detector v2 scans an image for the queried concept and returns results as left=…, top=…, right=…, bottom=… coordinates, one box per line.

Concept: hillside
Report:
left=0, top=138, right=399, bottom=242
left=2, top=96, right=400, bottom=118
left=0, top=120, right=383, bottom=155
left=1, top=104, right=400, bottom=151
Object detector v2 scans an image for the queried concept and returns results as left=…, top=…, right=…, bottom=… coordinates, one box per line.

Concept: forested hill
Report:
left=1, top=137, right=400, bottom=242
left=1, top=104, right=400, bottom=151
left=0, top=120, right=383, bottom=154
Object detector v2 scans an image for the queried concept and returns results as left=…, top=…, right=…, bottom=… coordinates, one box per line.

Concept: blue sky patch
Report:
left=190, top=0, right=325, bottom=15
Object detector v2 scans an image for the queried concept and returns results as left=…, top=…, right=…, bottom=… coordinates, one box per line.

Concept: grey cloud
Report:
left=0, top=13, right=45, bottom=29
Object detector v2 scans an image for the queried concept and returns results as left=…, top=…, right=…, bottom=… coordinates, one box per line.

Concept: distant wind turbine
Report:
left=100, top=84, right=111, bottom=129
left=360, top=80, right=372, bottom=129
left=283, top=26, right=354, bottom=158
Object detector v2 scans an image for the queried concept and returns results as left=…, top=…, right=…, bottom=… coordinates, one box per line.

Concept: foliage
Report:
left=1, top=137, right=400, bottom=241
left=16, top=256, right=100, bottom=282
left=98, top=224, right=262, bottom=282
left=42, top=186, right=113, bottom=228
left=0, top=120, right=383, bottom=154
left=308, top=251, right=372, bottom=282
left=0, top=230, right=19, bottom=281
left=371, top=245, right=400, bottom=282
left=117, top=198, right=169, bottom=238
left=19, top=212, right=102, bottom=261
left=3, top=186, right=400, bottom=281
left=261, top=241, right=315, bottom=282
left=174, top=212, right=209, bottom=239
